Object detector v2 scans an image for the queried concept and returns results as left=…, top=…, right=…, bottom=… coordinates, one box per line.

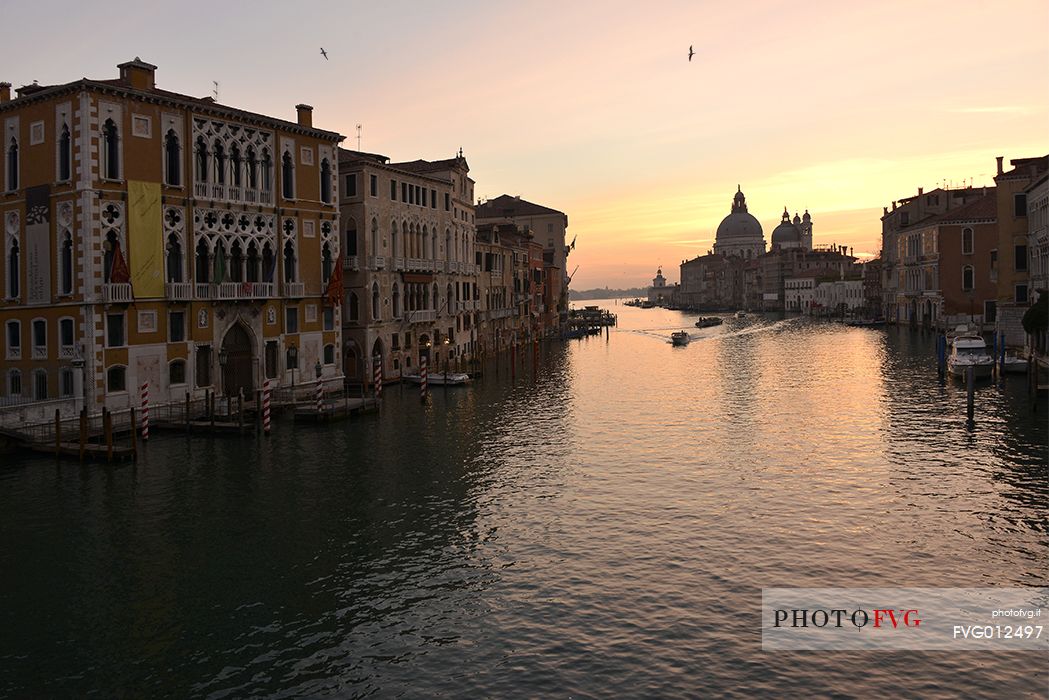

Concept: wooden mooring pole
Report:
left=130, top=407, right=138, bottom=461
left=78, top=408, right=87, bottom=463
left=185, top=392, right=191, bottom=433
left=104, top=408, right=113, bottom=463
left=966, top=365, right=975, bottom=426
left=54, top=409, right=61, bottom=458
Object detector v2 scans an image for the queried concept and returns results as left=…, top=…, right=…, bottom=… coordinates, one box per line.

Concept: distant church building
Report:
left=770, top=208, right=813, bottom=251
left=713, top=186, right=767, bottom=259
left=647, top=267, right=674, bottom=305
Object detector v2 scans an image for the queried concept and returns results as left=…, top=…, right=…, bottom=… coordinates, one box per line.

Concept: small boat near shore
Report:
left=695, top=317, right=724, bottom=328
left=403, top=372, right=472, bottom=386
left=734, top=311, right=746, bottom=319
left=671, top=331, right=691, bottom=346
left=1003, top=355, right=1029, bottom=374
left=947, top=335, right=994, bottom=380
left=845, top=319, right=886, bottom=328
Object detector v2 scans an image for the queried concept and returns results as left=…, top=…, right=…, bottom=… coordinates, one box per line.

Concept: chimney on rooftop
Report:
left=0, top=82, right=9, bottom=103
left=918, top=187, right=924, bottom=196
left=996, top=156, right=1004, bottom=175
left=117, top=57, right=157, bottom=90
left=296, top=104, right=313, bottom=128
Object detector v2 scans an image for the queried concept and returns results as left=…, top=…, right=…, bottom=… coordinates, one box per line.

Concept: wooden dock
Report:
left=28, top=441, right=135, bottom=462
left=294, top=398, right=378, bottom=422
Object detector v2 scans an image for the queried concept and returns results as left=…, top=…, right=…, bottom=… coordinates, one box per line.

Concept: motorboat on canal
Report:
left=1002, top=354, right=1029, bottom=374
left=734, top=310, right=746, bottom=319
left=403, top=372, right=472, bottom=386
left=695, top=316, right=724, bottom=328
left=671, top=331, right=691, bottom=346
left=947, top=335, right=994, bottom=380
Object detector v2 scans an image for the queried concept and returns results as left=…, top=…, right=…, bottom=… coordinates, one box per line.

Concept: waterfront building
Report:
left=861, top=258, right=883, bottom=318
left=813, top=278, right=865, bottom=316
left=1025, top=172, right=1048, bottom=358
left=783, top=277, right=815, bottom=313
left=474, top=222, right=530, bottom=355
left=476, top=194, right=570, bottom=326
left=679, top=253, right=744, bottom=310
left=0, top=59, right=343, bottom=418
left=337, top=149, right=478, bottom=382
left=712, top=186, right=766, bottom=259
left=992, top=155, right=1049, bottom=347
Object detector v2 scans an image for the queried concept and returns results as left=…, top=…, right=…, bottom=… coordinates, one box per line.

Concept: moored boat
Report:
left=403, top=372, right=472, bottom=385
left=1003, top=354, right=1029, bottom=374
left=734, top=310, right=746, bottom=319
left=670, top=331, right=691, bottom=346
left=947, top=335, right=994, bottom=380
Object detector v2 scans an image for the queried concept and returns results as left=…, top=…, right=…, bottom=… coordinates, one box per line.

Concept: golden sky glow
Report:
left=3, top=0, right=1047, bottom=288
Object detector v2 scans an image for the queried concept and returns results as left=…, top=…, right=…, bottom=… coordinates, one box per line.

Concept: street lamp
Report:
left=443, top=336, right=450, bottom=376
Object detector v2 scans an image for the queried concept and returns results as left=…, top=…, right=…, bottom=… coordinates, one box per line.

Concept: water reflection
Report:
left=0, top=304, right=1046, bottom=698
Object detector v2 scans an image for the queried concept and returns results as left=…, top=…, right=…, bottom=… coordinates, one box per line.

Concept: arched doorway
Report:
left=344, top=340, right=360, bottom=380
left=221, top=323, right=255, bottom=396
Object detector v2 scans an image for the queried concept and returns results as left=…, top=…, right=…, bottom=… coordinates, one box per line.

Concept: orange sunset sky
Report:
left=3, top=0, right=1047, bottom=289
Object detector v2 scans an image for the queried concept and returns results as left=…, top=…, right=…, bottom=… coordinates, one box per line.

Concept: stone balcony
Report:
left=101, top=283, right=132, bottom=303
left=166, top=282, right=193, bottom=301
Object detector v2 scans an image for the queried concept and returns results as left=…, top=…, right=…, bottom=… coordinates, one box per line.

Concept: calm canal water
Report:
left=1, top=304, right=1047, bottom=698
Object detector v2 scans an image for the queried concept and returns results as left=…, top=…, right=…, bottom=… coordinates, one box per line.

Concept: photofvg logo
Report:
left=762, top=588, right=1049, bottom=651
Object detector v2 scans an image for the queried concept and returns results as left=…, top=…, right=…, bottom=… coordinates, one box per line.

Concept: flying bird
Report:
left=320, top=48, right=329, bottom=60
left=688, top=45, right=694, bottom=62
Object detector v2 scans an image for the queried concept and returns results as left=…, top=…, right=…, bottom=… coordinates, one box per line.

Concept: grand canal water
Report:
left=1, top=305, right=1047, bottom=698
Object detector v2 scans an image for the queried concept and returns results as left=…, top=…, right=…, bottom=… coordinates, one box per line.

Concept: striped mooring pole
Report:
left=140, top=381, right=150, bottom=441
left=262, top=379, right=271, bottom=435
left=316, top=376, right=324, bottom=414
left=374, top=356, right=383, bottom=398
left=420, top=357, right=429, bottom=400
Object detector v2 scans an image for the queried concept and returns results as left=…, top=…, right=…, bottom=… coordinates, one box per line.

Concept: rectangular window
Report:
left=1015, top=193, right=1027, bottom=217
left=1015, top=245, right=1028, bottom=271
left=169, top=311, right=185, bottom=342
left=6, top=321, right=20, bottom=358
left=390, top=179, right=397, bottom=200
left=323, top=306, right=334, bottom=330
left=265, top=340, right=277, bottom=378
left=444, top=193, right=450, bottom=211
left=196, top=345, right=212, bottom=387
left=345, top=173, right=357, bottom=197
left=984, top=300, right=997, bottom=323
left=369, top=174, right=378, bottom=197
left=9, top=370, right=22, bottom=395
left=286, top=307, right=299, bottom=334
left=106, top=313, right=125, bottom=347
left=59, top=318, right=74, bottom=353
left=169, top=360, right=186, bottom=385
left=402, top=183, right=408, bottom=202
left=405, top=332, right=412, bottom=349
left=32, top=319, right=46, bottom=354
left=1016, top=284, right=1029, bottom=304
left=415, top=185, right=422, bottom=205
left=431, top=189, right=437, bottom=208
left=391, top=333, right=400, bottom=350
left=60, top=368, right=74, bottom=397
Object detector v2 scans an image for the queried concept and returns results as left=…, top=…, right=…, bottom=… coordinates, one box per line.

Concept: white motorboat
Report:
left=947, top=335, right=994, bottom=380
left=1003, top=354, right=1029, bottom=374
left=403, top=372, right=472, bottom=385
left=734, top=311, right=746, bottom=319
left=670, top=331, right=691, bottom=346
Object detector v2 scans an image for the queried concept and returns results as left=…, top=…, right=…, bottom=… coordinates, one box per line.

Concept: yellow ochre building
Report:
left=1, top=59, right=345, bottom=417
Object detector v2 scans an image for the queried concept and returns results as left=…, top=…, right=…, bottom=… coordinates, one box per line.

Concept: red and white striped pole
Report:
left=420, top=357, right=428, bottom=400
left=374, top=357, right=383, bottom=398
left=316, top=375, right=324, bottom=414
left=140, top=381, right=150, bottom=441
left=262, top=379, right=271, bottom=435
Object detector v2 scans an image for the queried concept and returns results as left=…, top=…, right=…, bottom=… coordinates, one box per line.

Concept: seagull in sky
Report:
left=320, top=48, right=329, bottom=60
left=688, top=45, right=694, bottom=62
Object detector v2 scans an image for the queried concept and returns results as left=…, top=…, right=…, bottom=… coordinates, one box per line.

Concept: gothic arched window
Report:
left=371, top=283, right=381, bottom=321
left=281, top=151, right=294, bottom=199
left=60, top=234, right=73, bottom=294
left=213, top=141, right=226, bottom=184
left=195, top=239, right=210, bottom=283
left=7, top=239, right=19, bottom=298
left=58, top=125, right=72, bottom=182
left=7, top=138, right=18, bottom=190
left=261, top=149, right=272, bottom=192
left=283, top=240, right=296, bottom=283
left=320, top=158, right=332, bottom=203
left=230, top=144, right=241, bottom=186
left=164, top=130, right=180, bottom=186
left=322, top=242, right=333, bottom=284
left=102, top=119, right=119, bottom=180
left=195, top=137, right=209, bottom=182
left=246, top=147, right=258, bottom=188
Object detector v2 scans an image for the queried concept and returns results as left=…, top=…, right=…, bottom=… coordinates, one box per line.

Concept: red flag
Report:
left=325, top=253, right=343, bottom=306
left=110, top=241, right=131, bottom=284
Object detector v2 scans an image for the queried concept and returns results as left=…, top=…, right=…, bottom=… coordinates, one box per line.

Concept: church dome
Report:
left=716, top=187, right=763, bottom=241
left=772, top=209, right=801, bottom=245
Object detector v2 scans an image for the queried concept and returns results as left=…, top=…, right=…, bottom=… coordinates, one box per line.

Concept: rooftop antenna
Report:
left=212, top=81, right=219, bottom=102
left=356, top=124, right=362, bottom=151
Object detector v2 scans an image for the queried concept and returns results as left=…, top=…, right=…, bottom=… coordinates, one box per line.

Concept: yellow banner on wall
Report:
left=128, top=180, right=164, bottom=298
